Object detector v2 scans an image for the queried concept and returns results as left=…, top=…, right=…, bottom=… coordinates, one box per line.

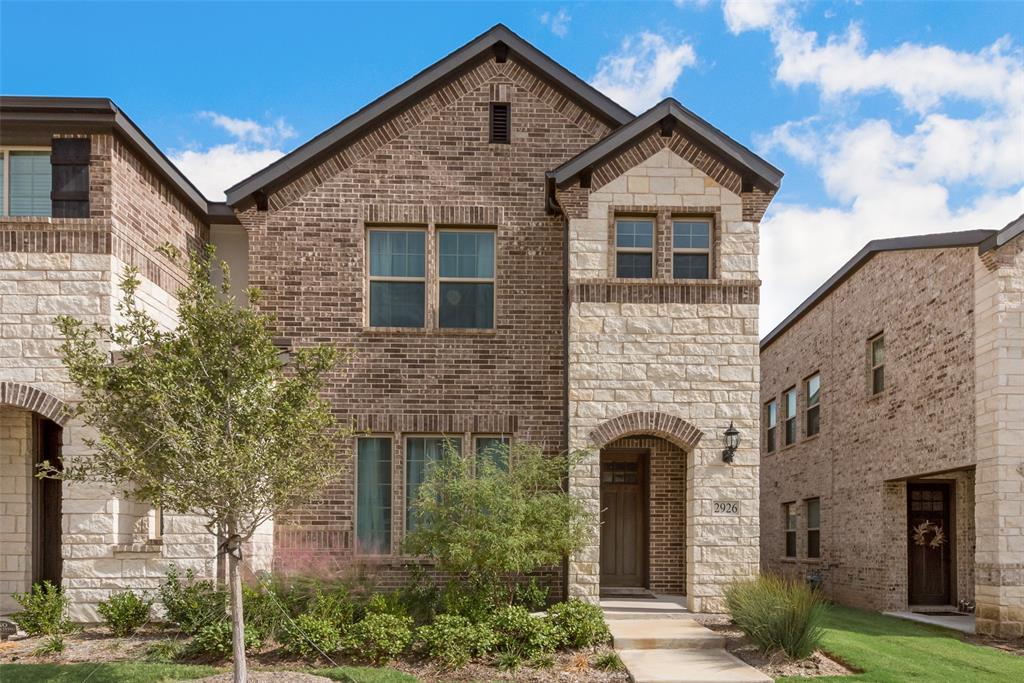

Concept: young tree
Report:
left=403, top=441, right=593, bottom=600
left=53, top=247, right=345, bottom=682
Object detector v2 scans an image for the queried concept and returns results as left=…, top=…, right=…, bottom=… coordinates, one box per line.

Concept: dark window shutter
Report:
left=489, top=103, right=510, bottom=144
left=51, top=138, right=90, bottom=218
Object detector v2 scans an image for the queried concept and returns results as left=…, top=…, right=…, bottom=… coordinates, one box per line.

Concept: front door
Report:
left=600, top=452, right=647, bottom=588
left=32, top=416, right=63, bottom=587
left=907, top=483, right=952, bottom=606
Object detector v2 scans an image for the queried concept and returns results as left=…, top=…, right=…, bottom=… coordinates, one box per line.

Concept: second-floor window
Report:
left=783, top=387, right=797, bottom=446
left=672, top=220, right=711, bottom=279
left=438, top=230, right=495, bottom=329
left=1, top=148, right=51, bottom=217
left=806, top=498, right=821, bottom=559
left=784, top=503, right=797, bottom=558
left=806, top=374, right=821, bottom=437
left=368, top=229, right=425, bottom=328
left=615, top=219, right=654, bottom=278
left=765, top=400, right=777, bottom=454
left=870, top=334, right=885, bottom=394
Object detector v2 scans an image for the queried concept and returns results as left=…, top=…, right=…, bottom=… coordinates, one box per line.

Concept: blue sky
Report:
left=2, top=0, right=1022, bottom=331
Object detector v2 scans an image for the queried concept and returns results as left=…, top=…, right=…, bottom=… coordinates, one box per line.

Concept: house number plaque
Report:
left=714, top=501, right=740, bottom=515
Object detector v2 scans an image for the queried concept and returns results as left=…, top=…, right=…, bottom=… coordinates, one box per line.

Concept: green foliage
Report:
left=394, top=567, right=440, bottom=625
left=32, top=635, right=66, bottom=656
left=495, top=649, right=522, bottom=672
left=10, top=582, right=73, bottom=638
left=594, top=650, right=624, bottom=672
left=402, top=442, right=593, bottom=586
left=97, top=591, right=153, bottom=637
left=513, top=578, right=549, bottom=612
left=280, top=614, right=343, bottom=659
left=416, top=614, right=496, bottom=669
left=158, top=566, right=227, bottom=635
left=342, top=613, right=414, bottom=664
left=725, top=574, right=824, bottom=660
left=185, top=621, right=261, bottom=660
left=363, top=592, right=408, bottom=619
left=547, top=599, right=610, bottom=648
left=438, top=579, right=496, bottom=624
left=143, top=640, right=186, bottom=664
left=529, top=651, right=555, bottom=669
left=488, top=605, right=558, bottom=660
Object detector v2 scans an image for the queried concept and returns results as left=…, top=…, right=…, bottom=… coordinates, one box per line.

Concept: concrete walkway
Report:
left=883, top=610, right=976, bottom=634
left=603, top=596, right=770, bottom=683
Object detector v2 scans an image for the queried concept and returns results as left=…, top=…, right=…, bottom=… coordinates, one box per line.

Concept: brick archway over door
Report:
left=0, top=382, right=71, bottom=426
left=588, top=411, right=704, bottom=452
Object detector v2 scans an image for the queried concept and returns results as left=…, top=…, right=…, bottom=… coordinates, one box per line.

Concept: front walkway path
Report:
left=602, top=595, right=770, bottom=683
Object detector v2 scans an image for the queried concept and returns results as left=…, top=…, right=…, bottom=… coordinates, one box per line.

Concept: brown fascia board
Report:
left=759, top=229, right=996, bottom=351
left=0, top=96, right=237, bottom=225
left=547, top=98, right=784, bottom=194
left=224, top=24, right=635, bottom=207
left=978, top=212, right=1024, bottom=254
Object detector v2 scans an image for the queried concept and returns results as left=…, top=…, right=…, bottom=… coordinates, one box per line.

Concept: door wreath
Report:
left=912, top=520, right=946, bottom=549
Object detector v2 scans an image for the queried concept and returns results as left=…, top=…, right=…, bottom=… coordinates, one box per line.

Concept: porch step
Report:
left=609, top=619, right=725, bottom=650
left=617, top=648, right=772, bottom=683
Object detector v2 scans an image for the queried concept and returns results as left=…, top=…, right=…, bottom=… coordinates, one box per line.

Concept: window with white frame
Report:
left=672, top=219, right=711, bottom=279
left=615, top=219, right=654, bottom=278
left=806, top=373, right=821, bottom=436
left=869, top=334, right=885, bottom=395
left=784, top=387, right=797, bottom=446
left=438, top=229, right=495, bottom=329
left=1, top=148, right=51, bottom=217
left=367, top=229, right=426, bottom=328
left=765, top=399, right=778, bottom=454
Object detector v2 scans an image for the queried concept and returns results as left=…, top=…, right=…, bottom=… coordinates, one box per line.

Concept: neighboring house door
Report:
left=32, top=416, right=63, bottom=587
left=907, top=482, right=951, bottom=606
left=600, top=451, right=647, bottom=589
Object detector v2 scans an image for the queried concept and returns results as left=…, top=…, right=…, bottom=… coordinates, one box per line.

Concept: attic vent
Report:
left=490, top=103, right=511, bottom=144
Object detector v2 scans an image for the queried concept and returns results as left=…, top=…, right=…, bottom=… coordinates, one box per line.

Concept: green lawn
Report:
left=777, top=605, right=1024, bottom=683
left=0, top=663, right=420, bottom=683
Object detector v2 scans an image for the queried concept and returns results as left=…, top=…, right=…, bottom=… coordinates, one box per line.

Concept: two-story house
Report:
left=1, top=25, right=781, bottom=620
left=759, top=217, right=1024, bottom=638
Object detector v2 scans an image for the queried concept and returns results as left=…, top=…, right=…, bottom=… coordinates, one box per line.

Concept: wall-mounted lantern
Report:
left=722, top=421, right=740, bottom=463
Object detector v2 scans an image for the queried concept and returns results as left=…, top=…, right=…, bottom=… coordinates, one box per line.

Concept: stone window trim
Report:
left=361, top=221, right=500, bottom=334
left=868, top=332, right=886, bottom=397
left=605, top=205, right=721, bottom=281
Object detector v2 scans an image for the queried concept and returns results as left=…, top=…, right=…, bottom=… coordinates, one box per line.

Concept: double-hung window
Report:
left=356, top=437, right=392, bottom=554
left=615, top=219, right=654, bottom=278
left=406, top=436, right=459, bottom=532
left=806, top=374, right=821, bottom=437
left=806, top=498, right=821, bottom=559
left=368, top=229, right=425, bottom=327
left=1, top=149, right=51, bottom=217
left=475, top=434, right=510, bottom=472
left=765, top=400, right=778, bottom=454
left=783, top=387, right=797, bottom=446
left=672, top=220, right=711, bottom=279
left=784, top=503, right=797, bottom=558
left=870, top=334, right=885, bottom=394
left=438, top=229, right=495, bottom=329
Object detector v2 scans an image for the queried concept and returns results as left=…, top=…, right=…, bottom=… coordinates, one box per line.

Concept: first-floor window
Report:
left=806, top=498, right=821, bottom=559
left=475, top=435, right=510, bottom=471
left=406, top=436, right=460, bottom=531
left=438, top=229, right=495, bottom=329
left=2, top=148, right=51, bottom=217
left=765, top=400, right=777, bottom=454
left=784, top=503, right=797, bottom=558
left=615, top=219, right=654, bottom=278
left=368, top=229, right=426, bottom=327
left=357, top=437, right=392, bottom=553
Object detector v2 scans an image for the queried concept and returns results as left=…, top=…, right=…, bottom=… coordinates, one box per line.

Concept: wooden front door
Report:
left=32, top=416, right=63, bottom=587
left=907, top=483, right=952, bottom=606
left=600, top=452, right=647, bottom=588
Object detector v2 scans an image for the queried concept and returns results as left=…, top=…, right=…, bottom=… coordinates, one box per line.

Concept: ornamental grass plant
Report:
left=725, top=574, right=824, bottom=660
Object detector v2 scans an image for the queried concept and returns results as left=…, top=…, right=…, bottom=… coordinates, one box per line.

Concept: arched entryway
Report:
left=0, top=383, right=68, bottom=610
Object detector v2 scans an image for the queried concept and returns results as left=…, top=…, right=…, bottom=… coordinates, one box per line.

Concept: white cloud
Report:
left=674, top=0, right=712, bottom=8
left=539, top=8, right=571, bottom=38
left=170, top=111, right=295, bottom=201
left=723, top=0, right=791, bottom=34
left=591, top=32, right=697, bottom=113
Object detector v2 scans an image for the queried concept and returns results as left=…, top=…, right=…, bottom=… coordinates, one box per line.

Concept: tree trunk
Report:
left=228, top=524, right=247, bottom=683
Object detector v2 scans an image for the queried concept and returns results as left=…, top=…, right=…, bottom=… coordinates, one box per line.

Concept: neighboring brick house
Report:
left=759, top=217, right=1024, bottom=637
left=1, top=25, right=782, bottom=619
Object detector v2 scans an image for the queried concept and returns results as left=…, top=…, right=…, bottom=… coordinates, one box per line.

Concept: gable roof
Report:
left=224, top=24, right=634, bottom=207
left=0, top=96, right=237, bottom=224
left=547, top=98, right=784, bottom=193
left=760, top=229, right=996, bottom=350
left=978, top=212, right=1024, bottom=253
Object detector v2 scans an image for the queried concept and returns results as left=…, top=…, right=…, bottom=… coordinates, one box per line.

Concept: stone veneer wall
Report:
left=564, top=146, right=762, bottom=612
left=974, top=235, right=1024, bottom=637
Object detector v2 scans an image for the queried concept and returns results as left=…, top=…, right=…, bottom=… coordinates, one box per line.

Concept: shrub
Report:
left=144, top=640, right=186, bottom=663
left=439, top=579, right=496, bottom=624
left=342, top=612, right=413, bottom=664
left=185, top=620, right=261, bottom=660
left=159, top=565, right=227, bottom=635
left=280, top=614, right=342, bottom=659
left=547, top=598, right=610, bottom=648
left=489, top=605, right=558, bottom=659
left=594, top=650, right=624, bottom=671
left=495, top=649, right=522, bottom=672
left=725, top=574, right=824, bottom=660
left=10, top=581, right=73, bottom=637
left=514, top=578, right=549, bottom=612
left=33, top=635, right=66, bottom=656
left=530, top=651, right=555, bottom=669
left=97, top=590, right=153, bottom=636
left=363, top=591, right=408, bottom=618
left=417, top=614, right=495, bottom=669
left=396, top=567, right=440, bottom=625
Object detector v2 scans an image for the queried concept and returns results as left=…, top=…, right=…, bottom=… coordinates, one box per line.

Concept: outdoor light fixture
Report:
left=722, top=421, right=740, bottom=463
